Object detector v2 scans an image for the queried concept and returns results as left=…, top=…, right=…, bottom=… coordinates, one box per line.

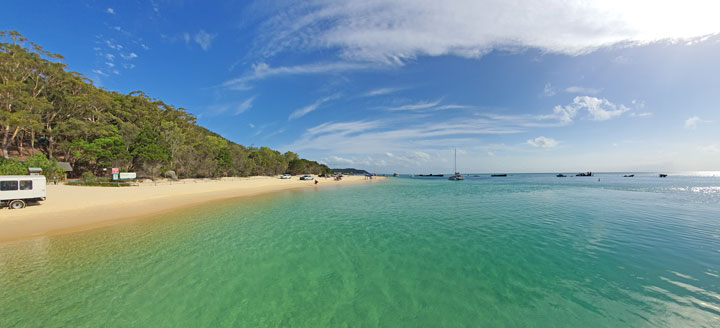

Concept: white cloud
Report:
left=527, top=136, right=558, bottom=148
left=254, top=0, right=720, bottom=63
left=698, top=145, right=720, bottom=153
left=613, top=55, right=629, bottom=64
left=105, top=62, right=114, bottom=67
left=366, top=87, right=403, bottom=97
left=385, top=99, right=441, bottom=111
left=249, top=123, right=255, bottom=128
left=235, top=96, right=256, bottom=115
left=224, top=61, right=375, bottom=89
left=106, top=8, right=115, bottom=14
left=630, top=112, right=653, bottom=118
left=383, top=99, right=470, bottom=111
left=194, top=30, right=216, bottom=51
left=543, top=83, right=556, bottom=97
left=105, top=53, right=114, bottom=61
left=183, top=33, right=191, bottom=44
left=325, top=155, right=355, bottom=165
left=289, top=95, right=337, bottom=120
left=565, top=86, right=601, bottom=94
left=121, top=52, right=138, bottom=60
left=92, top=69, right=108, bottom=76
left=105, top=40, right=122, bottom=50
left=684, top=116, right=710, bottom=129
left=551, top=96, right=629, bottom=123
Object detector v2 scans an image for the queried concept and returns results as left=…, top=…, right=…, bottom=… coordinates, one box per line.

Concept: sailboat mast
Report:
left=454, top=148, right=457, bottom=173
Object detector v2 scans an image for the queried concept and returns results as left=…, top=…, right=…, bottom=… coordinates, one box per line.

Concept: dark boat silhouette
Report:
left=623, top=174, right=635, bottom=177
left=576, top=172, right=593, bottom=177
left=659, top=174, right=668, bottom=178
left=491, top=174, right=507, bottom=177
left=556, top=174, right=566, bottom=177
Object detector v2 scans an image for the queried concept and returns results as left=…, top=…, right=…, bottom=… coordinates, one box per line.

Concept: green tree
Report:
left=0, top=157, right=26, bottom=175
left=131, top=127, right=169, bottom=179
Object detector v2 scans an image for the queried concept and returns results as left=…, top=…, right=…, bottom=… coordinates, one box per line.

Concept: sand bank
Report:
left=0, top=175, right=385, bottom=243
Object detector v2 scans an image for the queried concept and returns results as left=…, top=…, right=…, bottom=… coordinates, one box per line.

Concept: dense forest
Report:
left=0, top=31, right=331, bottom=179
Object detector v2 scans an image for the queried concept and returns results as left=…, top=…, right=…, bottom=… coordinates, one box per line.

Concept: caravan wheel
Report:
left=8, top=200, right=26, bottom=209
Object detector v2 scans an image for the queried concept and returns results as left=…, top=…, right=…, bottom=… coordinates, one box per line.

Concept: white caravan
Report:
left=0, top=175, right=47, bottom=209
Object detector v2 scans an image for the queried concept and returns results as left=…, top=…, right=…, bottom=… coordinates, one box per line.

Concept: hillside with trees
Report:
left=0, top=31, right=331, bottom=178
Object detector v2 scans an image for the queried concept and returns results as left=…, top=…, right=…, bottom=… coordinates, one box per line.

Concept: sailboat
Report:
left=448, top=148, right=464, bottom=181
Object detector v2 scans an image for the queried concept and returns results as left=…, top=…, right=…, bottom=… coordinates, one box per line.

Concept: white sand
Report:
left=0, top=175, right=385, bottom=243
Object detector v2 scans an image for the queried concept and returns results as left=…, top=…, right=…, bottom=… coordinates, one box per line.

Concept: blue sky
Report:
left=3, top=1, right=720, bottom=173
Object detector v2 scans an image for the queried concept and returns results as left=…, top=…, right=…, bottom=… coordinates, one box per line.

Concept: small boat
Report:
left=448, top=172, right=464, bottom=180
left=623, top=174, right=635, bottom=177
left=419, top=174, right=444, bottom=177
left=448, top=148, right=464, bottom=181
left=556, top=174, right=566, bottom=177
left=393, top=173, right=399, bottom=177
left=576, top=172, right=593, bottom=177
left=659, top=174, right=668, bottom=178
left=491, top=174, right=507, bottom=177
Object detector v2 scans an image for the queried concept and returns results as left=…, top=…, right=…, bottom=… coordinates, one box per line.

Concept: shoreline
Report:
left=0, top=175, right=386, bottom=244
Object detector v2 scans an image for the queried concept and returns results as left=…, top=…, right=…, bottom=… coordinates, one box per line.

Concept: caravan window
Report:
left=0, top=181, right=18, bottom=191
left=20, top=180, right=33, bottom=190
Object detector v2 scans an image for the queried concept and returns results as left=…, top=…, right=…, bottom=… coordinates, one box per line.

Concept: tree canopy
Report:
left=0, top=30, right=331, bottom=178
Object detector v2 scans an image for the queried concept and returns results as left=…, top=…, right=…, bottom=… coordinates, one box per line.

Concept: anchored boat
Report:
left=448, top=148, right=464, bottom=181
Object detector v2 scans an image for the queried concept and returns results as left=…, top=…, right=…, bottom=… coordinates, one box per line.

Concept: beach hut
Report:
left=57, top=162, right=74, bottom=179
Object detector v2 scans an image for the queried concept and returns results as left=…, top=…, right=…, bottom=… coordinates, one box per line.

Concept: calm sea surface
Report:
left=1, top=173, right=719, bottom=327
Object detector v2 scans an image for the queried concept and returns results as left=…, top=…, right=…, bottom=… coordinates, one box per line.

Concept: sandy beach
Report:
left=0, top=175, right=385, bottom=243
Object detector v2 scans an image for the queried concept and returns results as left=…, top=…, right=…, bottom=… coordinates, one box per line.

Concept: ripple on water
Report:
left=1, top=177, right=719, bottom=326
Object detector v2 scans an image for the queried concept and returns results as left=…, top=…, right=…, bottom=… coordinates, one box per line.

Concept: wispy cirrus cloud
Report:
left=251, top=0, right=720, bottom=64
left=365, top=87, right=405, bottom=97
left=288, top=94, right=339, bottom=120
left=223, top=61, right=376, bottom=90
left=205, top=96, right=257, bottom=116
left=235, top=96, right=256, bottom=115
left=382, top=99, right=470, bottom=111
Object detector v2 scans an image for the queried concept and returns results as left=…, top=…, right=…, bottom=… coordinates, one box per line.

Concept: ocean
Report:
left=1, top=173, right=719, bottom=327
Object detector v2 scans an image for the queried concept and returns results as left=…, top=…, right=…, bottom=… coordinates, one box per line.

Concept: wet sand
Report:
left=0, top=175, right=385, bottom=243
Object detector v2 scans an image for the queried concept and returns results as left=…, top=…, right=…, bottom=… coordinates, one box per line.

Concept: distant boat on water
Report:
left=576, top=172, right=593, bottom=177
left=448, top=148, right=464, bottom=181
left=659, top=174, right=668, bottom=178
left=556, top=174, right=567, bottom=177
left=419, top=174, right=444, bottom=177
left=491, top=174, right=507, bottom=177
left=393, top=173, right=399, bottom=177
left=624, top=174, right=635, bottom=177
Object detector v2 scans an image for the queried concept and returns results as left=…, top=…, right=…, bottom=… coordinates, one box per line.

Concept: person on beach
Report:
left=314, top=180, right=318, bottom=185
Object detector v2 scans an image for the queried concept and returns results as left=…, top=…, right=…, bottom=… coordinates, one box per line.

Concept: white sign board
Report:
left=119, top=172, right=136, bottom=180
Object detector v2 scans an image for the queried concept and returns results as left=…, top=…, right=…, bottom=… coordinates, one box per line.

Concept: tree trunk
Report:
left=17, top=130, right=23, bottom=157
left=1, top=125, right=9, bottom=158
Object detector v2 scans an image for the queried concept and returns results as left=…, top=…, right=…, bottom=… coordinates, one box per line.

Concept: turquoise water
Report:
left=1, top=174, right=719, bottom=327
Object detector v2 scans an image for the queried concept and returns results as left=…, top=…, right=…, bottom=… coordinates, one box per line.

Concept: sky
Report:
left=2, top=0, right=720, bottom=173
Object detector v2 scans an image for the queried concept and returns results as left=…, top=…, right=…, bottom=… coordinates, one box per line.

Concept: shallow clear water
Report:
left=1, top=174, right=719, bottom=327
